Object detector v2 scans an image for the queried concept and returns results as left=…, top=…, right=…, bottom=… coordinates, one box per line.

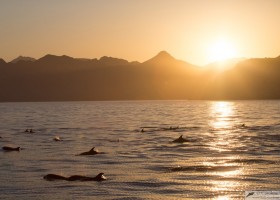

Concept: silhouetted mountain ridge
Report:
left=10, top=56, right=36, bottom=63
left=144, top=51, right=175, bottom=63
left=204, top=58, right=246, bottom=70
left=1, top=51, right=280, bottom=101
left=99, top=56, right=129, bottom=65
left=143, top=51, right=193, bottom=66
left=37, top=54, right=74, bottom=63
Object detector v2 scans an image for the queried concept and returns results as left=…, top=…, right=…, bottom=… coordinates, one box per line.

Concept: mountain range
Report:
left=1, top=51, right=280, bottom=101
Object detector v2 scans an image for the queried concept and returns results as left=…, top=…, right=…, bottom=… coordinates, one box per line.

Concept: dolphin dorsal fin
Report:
left=95, top=173, right=106, bottom=180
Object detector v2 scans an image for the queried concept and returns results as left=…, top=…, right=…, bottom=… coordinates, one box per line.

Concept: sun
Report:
left=208, top=38, right=237, bottom=62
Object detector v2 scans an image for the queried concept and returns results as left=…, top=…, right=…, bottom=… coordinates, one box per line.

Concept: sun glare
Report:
left=208, top=38, right=237, bottom=62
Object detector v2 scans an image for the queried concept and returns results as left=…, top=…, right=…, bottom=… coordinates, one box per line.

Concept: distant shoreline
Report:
left=1, top=52, right=280, bottom=101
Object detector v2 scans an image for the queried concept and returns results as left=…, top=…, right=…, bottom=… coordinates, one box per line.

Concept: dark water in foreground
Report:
left=0, top=100, right=280, bottom=199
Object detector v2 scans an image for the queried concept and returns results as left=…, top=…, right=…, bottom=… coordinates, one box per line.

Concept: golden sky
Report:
left=0, top=0, right=280, bottom=65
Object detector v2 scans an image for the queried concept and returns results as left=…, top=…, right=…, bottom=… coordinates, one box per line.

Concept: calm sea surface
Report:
left=0, top=100, right=280, bottom=199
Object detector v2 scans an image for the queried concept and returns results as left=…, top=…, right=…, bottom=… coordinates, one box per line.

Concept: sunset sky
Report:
left=1, top=0, right=280, bottom=65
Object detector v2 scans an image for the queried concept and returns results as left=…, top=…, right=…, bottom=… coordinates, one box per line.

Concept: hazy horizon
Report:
left=1, top=50, right=279, bottom=67
left=1, top=0, right=280, bottom=65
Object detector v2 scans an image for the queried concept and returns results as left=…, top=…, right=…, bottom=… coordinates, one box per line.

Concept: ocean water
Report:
left=0, top=100, right=280, bottom=200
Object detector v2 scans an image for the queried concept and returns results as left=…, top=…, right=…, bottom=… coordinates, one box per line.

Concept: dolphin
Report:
left=77, top=147, right=99, bottom=156
left=172, top=135, right=189, bottom=143
left=2, top=146, right=21, bottom=151
left=43, top=173, right=106, bottom=181
left=43, top=174, right=68, bottom=181
left=53, top=136, right=62, bottom=141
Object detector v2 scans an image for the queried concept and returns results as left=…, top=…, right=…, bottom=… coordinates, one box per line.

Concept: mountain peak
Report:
left=143, top=51, right=176, bottom=65
left=10, top=56, right=36, bottom=63
left=154, top=51, right=175, bottom=60
left=37, top=54, right=74, bottom=62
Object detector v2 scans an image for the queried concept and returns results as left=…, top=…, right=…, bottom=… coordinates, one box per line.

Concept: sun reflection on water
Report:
left=215, top=196, right=230, bottom=200
left=215, top=168, right=241, bottom=178
left=208, top=101, right=239, bottom=152
left=206, top=102, right=244, bottom=199
left=210, top=101, right=234, bottom=129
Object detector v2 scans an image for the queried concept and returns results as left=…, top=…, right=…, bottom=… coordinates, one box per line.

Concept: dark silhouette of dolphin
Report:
left=77, top=147, right=99, bottom=156
left=24, top=129, right=35, bottom=133
left=172, top=135, right=189, bottom=143
left=43, top=174, right=67, bottom=181
left=53, top=136, right=62, bottom=141
left=2, top=146, right=21, bottom=151
left=246, top=192, right=254, bottom=197
left=43, top=173, right=106, bottom=181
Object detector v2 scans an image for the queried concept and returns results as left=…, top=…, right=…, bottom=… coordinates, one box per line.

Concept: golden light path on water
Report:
left=207, top=102, right=245, bottom=199
left=210, top=101, right=234, bottom=130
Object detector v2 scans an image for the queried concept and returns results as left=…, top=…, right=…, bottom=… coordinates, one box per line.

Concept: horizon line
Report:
left=1, top=51, right=280, bottom=67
